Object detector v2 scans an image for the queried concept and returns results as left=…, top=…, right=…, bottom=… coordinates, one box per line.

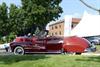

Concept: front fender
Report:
left=10, top=42, right=33, bottom=52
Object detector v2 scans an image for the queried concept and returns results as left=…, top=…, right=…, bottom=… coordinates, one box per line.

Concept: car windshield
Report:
left=35, top=30, right=48, bottom=38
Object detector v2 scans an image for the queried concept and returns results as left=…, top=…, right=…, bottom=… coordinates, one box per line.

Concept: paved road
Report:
left=82, top=53, right=100, bottom=56
left=0, top=49, right=13, bottom=55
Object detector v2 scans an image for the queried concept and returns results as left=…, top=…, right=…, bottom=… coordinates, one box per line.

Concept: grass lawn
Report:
left=96, top=45, right=100, bottom=50
left=0, top=54, right=100, bottom=67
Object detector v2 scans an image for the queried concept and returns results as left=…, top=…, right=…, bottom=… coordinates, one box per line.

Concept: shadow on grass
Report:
left=0, top=54, right=49, bottom=64
left=76, top=56, right=100, bottom=62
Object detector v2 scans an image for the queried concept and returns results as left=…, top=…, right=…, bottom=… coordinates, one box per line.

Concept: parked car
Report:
left=9, top=30, right=96, bottom=55
left=84, top=36, right=100, bottom=45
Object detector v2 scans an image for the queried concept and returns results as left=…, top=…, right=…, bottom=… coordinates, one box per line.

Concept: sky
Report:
left=0, top=0, right=100, bottom=19
left=60, top=0, right=100, bottom=18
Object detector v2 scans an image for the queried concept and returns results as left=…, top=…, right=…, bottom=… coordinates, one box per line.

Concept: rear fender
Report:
left=63, top=36, right=89, bottom=53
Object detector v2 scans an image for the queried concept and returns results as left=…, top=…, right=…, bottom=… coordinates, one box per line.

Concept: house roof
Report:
left=49, top=18, right=81, bottom=26
left=72, top=18, right=81, bottom=23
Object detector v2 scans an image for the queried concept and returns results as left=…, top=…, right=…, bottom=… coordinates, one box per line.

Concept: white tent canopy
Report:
left=71, top=12, right=100, bottom=37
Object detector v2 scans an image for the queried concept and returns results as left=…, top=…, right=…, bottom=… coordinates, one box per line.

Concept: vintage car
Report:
left=84, top=36, right=100, bottom=45
left=9, top=31, right=96, bottom=55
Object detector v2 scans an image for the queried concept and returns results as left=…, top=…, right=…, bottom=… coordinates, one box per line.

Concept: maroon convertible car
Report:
left=10, top=31, right=96, bottom=55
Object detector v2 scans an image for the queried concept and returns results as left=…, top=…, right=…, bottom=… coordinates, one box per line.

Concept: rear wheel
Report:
left=61, top=48, right=67, bottom=54
left=14, top=46, right=24, bottom=55
left=75, top=52, right=81, bottom=55
left=91, top=42, right=95, bottom=45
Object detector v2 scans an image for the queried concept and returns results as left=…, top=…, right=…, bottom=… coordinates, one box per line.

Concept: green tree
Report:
left=0, top=2, right=9, bottom=36
left=21, top=0, right=63, bottom=29
left=0, top=0, right=63, bottom=36
left=9, top=4, right=36, bottom=36
left=9, top=4, right=24, bottom=35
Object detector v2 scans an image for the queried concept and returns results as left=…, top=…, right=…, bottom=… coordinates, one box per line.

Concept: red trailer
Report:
left=9, top=31, right=96, bottom=55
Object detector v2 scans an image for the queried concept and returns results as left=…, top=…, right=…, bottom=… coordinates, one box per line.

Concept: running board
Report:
left=25, top=51, right=62, bottom=54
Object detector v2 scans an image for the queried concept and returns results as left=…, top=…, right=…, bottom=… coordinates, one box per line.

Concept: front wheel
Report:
left=14, top=46, right=24, bottom=55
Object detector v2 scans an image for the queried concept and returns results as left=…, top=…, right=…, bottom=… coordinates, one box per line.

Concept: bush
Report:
left=0, top=32, right=16, bottom=44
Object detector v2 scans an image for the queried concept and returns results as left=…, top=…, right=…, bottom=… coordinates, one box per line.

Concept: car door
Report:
left=46, top=37, right=63, bottom=52
left=32, top=37, right=46, bottom=52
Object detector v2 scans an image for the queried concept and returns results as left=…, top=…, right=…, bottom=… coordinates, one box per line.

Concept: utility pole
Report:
left=80, top=0, right=100, bottom=15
